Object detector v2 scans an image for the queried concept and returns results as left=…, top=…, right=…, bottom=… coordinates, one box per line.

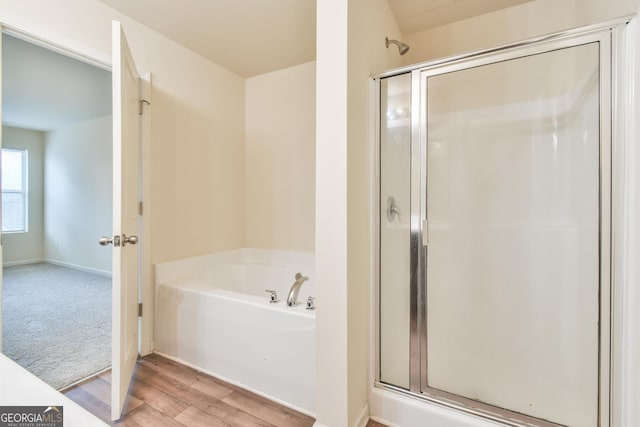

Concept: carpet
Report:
left=2, top=263, right=111, bottom=390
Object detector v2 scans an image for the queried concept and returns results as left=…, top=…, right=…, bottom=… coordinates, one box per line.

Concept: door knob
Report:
left=99, top=235, right=136, bottom=247
left=99, top=236, right=113, bottom=246
left=122, top=234, right=138, bottom=246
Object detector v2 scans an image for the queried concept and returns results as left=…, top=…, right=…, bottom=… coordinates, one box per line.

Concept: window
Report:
left=2, top=148, right=28, bottom=233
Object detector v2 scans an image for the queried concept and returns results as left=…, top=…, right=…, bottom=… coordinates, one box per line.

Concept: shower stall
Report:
left=375, top=24, right=621, bottom=427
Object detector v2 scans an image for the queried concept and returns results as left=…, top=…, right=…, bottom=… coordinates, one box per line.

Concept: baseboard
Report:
left=3, top=258, right=45, bottom=267
left=44, top=258, right=112, bottom=278
left=312, top=403, right=369, bottom=427
left=355, top=403, right=370, bottom=427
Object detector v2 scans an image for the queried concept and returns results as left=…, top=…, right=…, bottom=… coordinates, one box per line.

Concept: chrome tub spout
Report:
left=287, top=273, right=309, bottom=307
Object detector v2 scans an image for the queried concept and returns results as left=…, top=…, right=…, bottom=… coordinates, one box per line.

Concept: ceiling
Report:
left=98, top=0, right=316, bottom=78
left=96, top=0, right=534, bottom=78
left=1, top=0, right=537, bottom=131
left=2, top=34, right=112, bottom=132
left=387, top=0, right=535, bottom=35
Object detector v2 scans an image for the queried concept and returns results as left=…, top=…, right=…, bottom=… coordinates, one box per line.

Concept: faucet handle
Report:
left=265, top=290, right=278, bottom=303
left=306, top=296, right=316, bottom=310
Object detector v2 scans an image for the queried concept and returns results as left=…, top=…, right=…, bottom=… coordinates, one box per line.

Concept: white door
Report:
left=0, top=29, right=3, bottom=354
left=110, top=20, right=141, bottom=421
left=0, top=24, right=144, bottom=416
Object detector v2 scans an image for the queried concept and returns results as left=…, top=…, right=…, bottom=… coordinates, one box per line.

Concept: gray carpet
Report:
left=2, top=263, right=111, bottom=390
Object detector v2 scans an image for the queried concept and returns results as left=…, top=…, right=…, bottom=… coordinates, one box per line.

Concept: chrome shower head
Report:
left=385, top=37, right=410, bottom=55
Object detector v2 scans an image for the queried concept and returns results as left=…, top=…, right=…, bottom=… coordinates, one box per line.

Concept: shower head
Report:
left=385, top=37, right=410, bottom=55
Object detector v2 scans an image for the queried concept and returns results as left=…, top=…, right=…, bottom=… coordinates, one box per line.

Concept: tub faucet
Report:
left=287, top=273, right=309, bottom=307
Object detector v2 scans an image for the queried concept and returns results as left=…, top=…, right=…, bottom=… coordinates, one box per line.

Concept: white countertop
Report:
left=0, top=354, right=108, bottom=426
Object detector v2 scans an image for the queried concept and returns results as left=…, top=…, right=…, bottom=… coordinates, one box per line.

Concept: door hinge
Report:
left=138, top=303, right=143, bottom=317
left=138, top=201, right=143, bottom=215
left=138, top=99, right=151, bottom=115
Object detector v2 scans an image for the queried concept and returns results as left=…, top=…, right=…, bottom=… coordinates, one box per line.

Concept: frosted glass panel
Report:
left=379, top=73, right=411, bottom=389
left=426, top=43, right=600, bottom=427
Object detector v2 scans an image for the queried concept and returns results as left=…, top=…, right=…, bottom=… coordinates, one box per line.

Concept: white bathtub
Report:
left=154, top=249, right=316, bottom=415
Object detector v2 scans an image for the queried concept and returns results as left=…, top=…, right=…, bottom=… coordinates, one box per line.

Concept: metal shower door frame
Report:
left=415, top=29, right=611, bottom=427
left=374, top=18, right=628, bottom=427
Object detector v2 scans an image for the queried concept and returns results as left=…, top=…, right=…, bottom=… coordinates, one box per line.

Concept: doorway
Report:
left=376, top=27, right=614, bottom=427
left=1, top=32, right=113, bottom=390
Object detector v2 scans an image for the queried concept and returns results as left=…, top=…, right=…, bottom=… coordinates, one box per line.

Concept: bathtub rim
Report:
left=156, top=280, right=316, bottom=318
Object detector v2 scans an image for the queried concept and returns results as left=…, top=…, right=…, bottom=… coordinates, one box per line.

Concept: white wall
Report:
left=316, top=1, right=349, bottom=424
left=1, top=126, right=44, bottom=265
left=315, top=0, right=402, bottom=425
left=0, top=0, right=246, bottom=266
left=245, top=61, right=316, bottom=253
left=43, top=115, right=112, bottom=274
left=346, top=1, right=403, bottom=425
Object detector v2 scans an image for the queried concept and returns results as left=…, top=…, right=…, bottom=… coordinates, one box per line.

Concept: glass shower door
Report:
left=424, top=41, right=605, bottom=427
left=379, top=73, right=412, bottom=390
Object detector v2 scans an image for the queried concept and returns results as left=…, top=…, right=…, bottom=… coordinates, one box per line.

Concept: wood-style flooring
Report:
left=64, top=353, right=387, bottom=427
